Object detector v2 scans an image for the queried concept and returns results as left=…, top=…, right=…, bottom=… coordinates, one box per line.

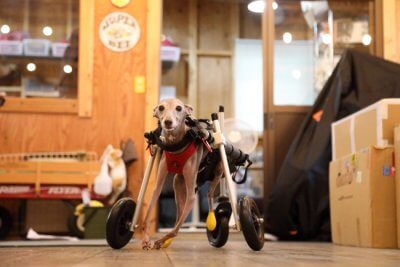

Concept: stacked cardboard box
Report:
left=330, top=99, right=400, bottom=248
left=395, top=127, right=400, bottom=248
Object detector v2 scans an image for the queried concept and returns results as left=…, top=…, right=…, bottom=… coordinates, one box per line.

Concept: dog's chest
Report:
left=164, top=142, right=197, bottom=174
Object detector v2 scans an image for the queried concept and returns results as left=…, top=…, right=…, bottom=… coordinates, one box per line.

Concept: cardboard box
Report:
left=394, top=126, right=400, bottom=248
left=331, top=99, right=400, bottom=160
left=329, top=146, right=397, bottom=248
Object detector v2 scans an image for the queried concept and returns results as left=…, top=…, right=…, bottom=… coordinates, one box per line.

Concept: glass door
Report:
left=263, top=0, right=381, bottom=200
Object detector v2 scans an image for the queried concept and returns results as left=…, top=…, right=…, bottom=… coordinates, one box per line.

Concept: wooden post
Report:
left=382, top=0, right=398, bottom=62
left=263, top=0, right=276, bottom=203
left=142, top=0, right=162, bottom=235
left=78, top=0, right=95, bottom=117
left=188, top=0, right=198, bottom=115
left=230, top=3, right=239, bottom=115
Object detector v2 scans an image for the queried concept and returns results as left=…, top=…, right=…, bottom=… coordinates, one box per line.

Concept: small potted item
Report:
left=161, top=35, right=181, bottom=71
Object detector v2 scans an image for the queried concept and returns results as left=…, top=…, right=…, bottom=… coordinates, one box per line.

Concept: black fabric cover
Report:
left=264, top=49, right=400, bottom=241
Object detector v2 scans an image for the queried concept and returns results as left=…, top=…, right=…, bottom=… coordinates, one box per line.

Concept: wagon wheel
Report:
left=0, top=206, right=12, bottom=240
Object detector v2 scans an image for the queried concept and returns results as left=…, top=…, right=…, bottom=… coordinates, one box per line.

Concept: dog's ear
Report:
left=184, top=104, right=193, bottom=116
left=153, top=106, right=159, bottom=118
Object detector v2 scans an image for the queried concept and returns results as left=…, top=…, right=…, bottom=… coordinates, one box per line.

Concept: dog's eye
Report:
left=158, top=105, right=165, bottom=112
left=176, top=106, right=182, bottom=112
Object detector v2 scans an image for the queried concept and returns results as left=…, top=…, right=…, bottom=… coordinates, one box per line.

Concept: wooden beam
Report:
left=368, top=1, right=376, bottom=55
left=1, top=97, right=78, bottom=114
left=181, top=49, right=232, bottom=57
left=143, top=0, right=162, bottom=235
left=188, top=0, right=198, bottom=115
left=382, top=0, right=398, bottom=62
left=78, top=0, right=95, bottom=117
left=197, top=50, right=232, bottom=57
left=374, top=0, right=384, bottom=57
left=263, top=0, right=276, bottom=202
left=230, top=2, right=239, bottom=115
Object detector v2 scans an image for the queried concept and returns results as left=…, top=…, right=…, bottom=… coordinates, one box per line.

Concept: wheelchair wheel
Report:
left=239, top=196, right=264, bottom=251
left=206, top=200, right=231, bottom=248
left=106, top=198, right=136, bottom=249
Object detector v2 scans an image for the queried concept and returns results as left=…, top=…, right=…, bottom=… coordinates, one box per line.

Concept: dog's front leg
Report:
left=153, top=151, right=201, bottom=249
left=173, top=174, right=186, bottom=225
left=141, top=155, right=168, bottom=250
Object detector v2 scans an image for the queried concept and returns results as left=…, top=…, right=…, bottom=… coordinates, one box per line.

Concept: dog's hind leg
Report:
left=141, top=155, right=168, bottom=250
left=207, top=175, right=221, bottom=212
left=173, top=174, right=186, bottom=225
left=206, top=162, right=223, bottom=230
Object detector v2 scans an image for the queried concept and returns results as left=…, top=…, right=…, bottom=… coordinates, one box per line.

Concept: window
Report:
left=0, top=0, right=93, bottom=116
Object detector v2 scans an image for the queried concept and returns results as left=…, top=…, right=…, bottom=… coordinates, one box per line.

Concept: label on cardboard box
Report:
left=382, top=165, right=391, bottom=176
left=356, top=171, right=362, bottom=183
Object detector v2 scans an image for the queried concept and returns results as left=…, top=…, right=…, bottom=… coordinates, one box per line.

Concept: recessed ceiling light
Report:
left=272, top=1, right=278, bottom=10
left=42, top=26, right=53, bottom=36
left=248, top=0, right=265, bottom=13
left=63, top=64, right=73, bottom=74
left=283, top=32, right=292, bottom=44
left=26, top=63, right=36, bottom=72
left=0, top=24, right=10, bottom=34
left=362, top=34, right=372, bottom=46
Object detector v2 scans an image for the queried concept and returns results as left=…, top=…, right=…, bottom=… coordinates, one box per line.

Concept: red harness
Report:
left=164, top=141, right=197, bottom=174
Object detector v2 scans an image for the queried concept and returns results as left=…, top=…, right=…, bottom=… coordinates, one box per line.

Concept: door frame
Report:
left=262, top=0, right=385, bottom=201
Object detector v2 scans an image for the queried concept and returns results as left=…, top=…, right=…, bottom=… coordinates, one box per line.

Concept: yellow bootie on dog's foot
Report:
left=161, top=238, right=173, bottom=248
left=206, top=211, right=217, bottom=231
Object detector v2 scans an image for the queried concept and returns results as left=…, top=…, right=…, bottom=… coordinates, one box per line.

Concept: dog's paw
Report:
left=153, top=237, right=173, bottom=249
left=152, top=240, right=163, bottom=250
left=142, top=241, right=152, bottom=250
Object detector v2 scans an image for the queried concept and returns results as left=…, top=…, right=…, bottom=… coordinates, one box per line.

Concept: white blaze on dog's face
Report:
left=153, top=99, right=193, bottom=131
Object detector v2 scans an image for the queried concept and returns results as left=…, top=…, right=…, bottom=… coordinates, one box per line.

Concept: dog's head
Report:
left=153, top=98, right=193, bottom=132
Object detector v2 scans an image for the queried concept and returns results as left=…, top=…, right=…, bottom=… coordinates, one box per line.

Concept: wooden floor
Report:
left=1, top=233, right=399, bottom=267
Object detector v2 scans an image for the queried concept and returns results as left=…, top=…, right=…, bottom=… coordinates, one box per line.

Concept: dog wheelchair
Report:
left=105, top=107, right=264, bottom=251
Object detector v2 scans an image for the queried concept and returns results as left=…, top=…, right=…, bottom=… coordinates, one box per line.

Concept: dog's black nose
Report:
left=164, top=120, right=173, bottom=127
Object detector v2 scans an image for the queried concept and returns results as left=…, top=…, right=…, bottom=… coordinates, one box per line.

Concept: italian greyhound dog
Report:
left=141, top=98, right=223, bottom=250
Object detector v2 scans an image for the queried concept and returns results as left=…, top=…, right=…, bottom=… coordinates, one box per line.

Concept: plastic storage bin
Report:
left=51, top=42, right=69, bottom=57
left=0, top=40, right=23, bottom=55
left=23, top=39, right=51, bottom=56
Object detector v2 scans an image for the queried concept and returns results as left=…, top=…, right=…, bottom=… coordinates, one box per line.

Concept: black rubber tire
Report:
left=67, top=215, right=84, bottom=239
left=0, top=206, right=13, bottom=240
left=239, top=196, right=264, bottom=251
left=206, top=202, right=231, bottom=248
left=106, top=198, right=136, bottom=249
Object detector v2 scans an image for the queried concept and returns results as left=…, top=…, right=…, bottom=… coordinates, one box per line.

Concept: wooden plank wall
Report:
left=161, top=0, right=262, bottom=119
left=381, top=0, right=400, bottom=63
left=396, top=0, right=400, bottom=62
left=0, top=0, right=155, bottom=233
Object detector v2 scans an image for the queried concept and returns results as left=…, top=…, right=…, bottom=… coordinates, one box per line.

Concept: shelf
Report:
left=0, top=97, right=78, bottom=114
left=180, top=49, right=232, bottom=57
left=0, top=55, right=76, bottom=65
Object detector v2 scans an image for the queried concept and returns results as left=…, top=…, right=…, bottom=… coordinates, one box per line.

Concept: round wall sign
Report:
left=99, top=12, right=141, bottom=52
left=111, top=0, right=130, bottom=8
